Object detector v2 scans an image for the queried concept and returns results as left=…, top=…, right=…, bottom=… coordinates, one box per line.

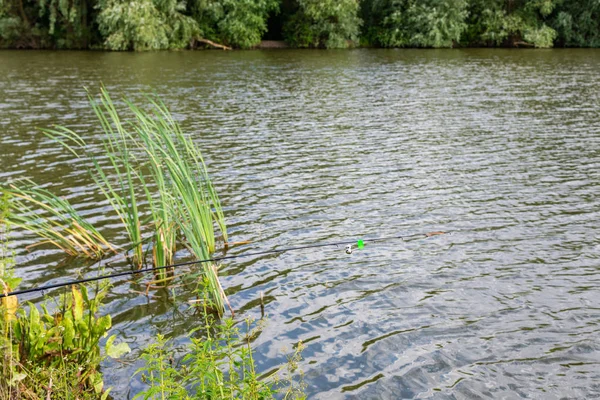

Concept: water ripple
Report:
left=1, top=49, right=600, bottom=399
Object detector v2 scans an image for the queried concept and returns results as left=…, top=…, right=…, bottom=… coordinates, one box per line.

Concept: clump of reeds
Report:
left=13, top=87, right=231, bottom=314
left=122, top=94, right=229, bottom=311
left=43, top=94, right=145, bottom=268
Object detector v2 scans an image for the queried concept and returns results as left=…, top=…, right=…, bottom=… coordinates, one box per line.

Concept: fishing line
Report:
left=0, top=231, right=446, bottom=299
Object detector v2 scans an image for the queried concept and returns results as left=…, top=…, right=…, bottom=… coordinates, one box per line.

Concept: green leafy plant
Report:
left=0, top=192, right=19, bottom=294
left=1, top=193, right=22, bottom=400
left=0, top=281, right=131, bottom=399
left=134, top=281, right=305, bottom=399
left=276, top=341, right=306, bottom=400
left=1, top=201, right=129, bottom=399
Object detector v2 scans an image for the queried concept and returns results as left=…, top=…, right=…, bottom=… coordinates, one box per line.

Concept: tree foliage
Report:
left=464, top=0, right=558, bottom=48
left=97, top=0, right=199, bottom=50
left=283, top=0, right=361, bottom=48
left=192, top=0, right=279, bottom=49
left=550, top=0, right=600, bottom=47
left=362, top=0, right=468, bottom=48
left=0, top=0, right=600, bottom=49
left=38, top=0, right=92, bottom=48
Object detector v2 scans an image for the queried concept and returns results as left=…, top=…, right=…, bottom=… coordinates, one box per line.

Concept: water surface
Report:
left=1, top=49, right=600, bottom=399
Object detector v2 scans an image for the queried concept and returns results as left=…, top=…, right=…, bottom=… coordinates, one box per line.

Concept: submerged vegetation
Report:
left=0, top=0, right=599, bottom=49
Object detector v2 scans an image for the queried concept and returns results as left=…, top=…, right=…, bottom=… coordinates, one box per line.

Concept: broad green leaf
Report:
left=94, top=315, right=112, bottom=337
left=1, top=294, right=18, bottom=322
left=72, top=285, right=84, bottom=320
left=91, top=371, right=104, bottom=394
left=40, top=304, right=54, bottom=324
left=81, top=284, right=89, bottom=303
left=63, top=317, right=75, bottom=347
left=10, top=372, right=27, bottom=385
left=101, top=388, right=112, bottom=400
left=106, top=335, right=131, bottom=358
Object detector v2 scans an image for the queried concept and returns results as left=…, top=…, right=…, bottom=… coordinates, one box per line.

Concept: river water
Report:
left=1, top=49, right=600, bottom=399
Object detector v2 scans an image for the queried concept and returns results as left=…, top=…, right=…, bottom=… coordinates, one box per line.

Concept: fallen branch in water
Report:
left=425, top=231, right=445, bottom=237
left=195, top=38, right=232, bottom=50
left=513, top=41, right=535, bottom=48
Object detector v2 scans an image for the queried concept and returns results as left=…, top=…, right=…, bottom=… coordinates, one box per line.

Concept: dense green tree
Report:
left=464, top=0, right=557, bottom=47
left=283, top=0, right=361, bottom=48
left=0, top=0, right=45, bottom=48
left=0, top=0, right=94, bottom=48
left=2, top=0, right=600, bottom=50
left=38, top=0, right=93, bottom=48
left=191, top=0, right=279, bottom=49
left=97, top=0, right=199, bottom=50
left=551, top=0, right=600, bottom=47
left=0, top=0, right=24, bottom=46
left=363, top=0, right=468, bottom=48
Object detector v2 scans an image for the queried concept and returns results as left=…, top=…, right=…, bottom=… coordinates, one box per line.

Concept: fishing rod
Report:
left=0, top=231, right=446, bottom=299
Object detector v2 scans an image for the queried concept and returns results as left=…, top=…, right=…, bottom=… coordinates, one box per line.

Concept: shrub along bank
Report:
left=1, top=0, right=599, bottom=50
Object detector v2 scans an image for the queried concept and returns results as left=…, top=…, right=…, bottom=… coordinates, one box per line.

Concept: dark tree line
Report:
left=1, top=0, right=599, bottom=50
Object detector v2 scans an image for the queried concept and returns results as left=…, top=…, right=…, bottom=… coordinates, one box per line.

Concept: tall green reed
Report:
left=2, top=181, right=115, bottom=258
left=126, top=96, right=228, bottom=251
left=40, top=87, right=229, bottom=313
left=123, top=94, right=229, bottom=307
left=43, top=93, right=145, bottom=268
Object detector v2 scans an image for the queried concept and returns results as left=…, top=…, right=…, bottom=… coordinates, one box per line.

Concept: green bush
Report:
left=1, top=201, right=129, bottom=399
left=192, top=0, right=279, bottom=49
left=283, top=0, right=361, bottom=48
left=363, top=0, right=468, bottom=48
left=464, top=0, right=558, bottom=47
left=97, top=0, right=199, bottom=50
left=2, top=0, right=600, bottom=49
left=551, top=0, right=600, bottom=47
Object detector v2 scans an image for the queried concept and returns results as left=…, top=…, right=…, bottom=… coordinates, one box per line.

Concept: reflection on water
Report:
left=1, top=49, right=600, bottom=398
